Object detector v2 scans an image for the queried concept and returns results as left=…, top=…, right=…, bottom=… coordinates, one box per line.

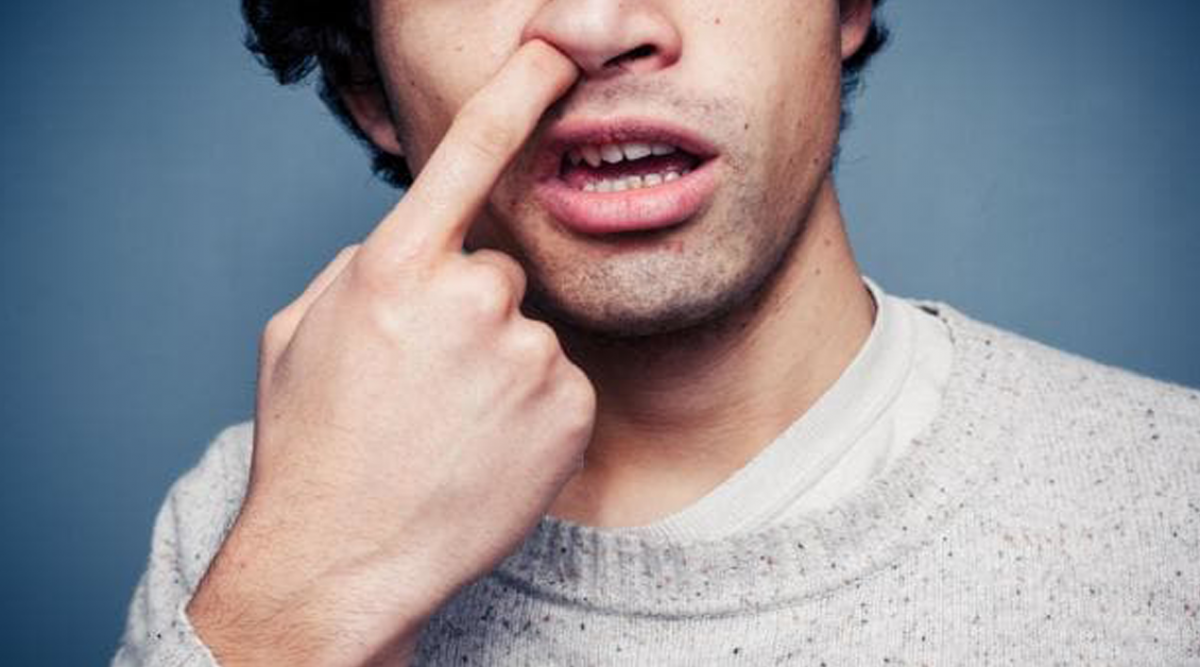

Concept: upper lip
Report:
left=533, top=117, right=720, bottom=182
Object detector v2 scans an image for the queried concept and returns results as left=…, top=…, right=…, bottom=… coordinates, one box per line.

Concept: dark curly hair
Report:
left=242, top=0, right=890, bottom=187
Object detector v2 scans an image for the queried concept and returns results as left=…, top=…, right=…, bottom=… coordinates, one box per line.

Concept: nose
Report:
left=522, top=0, right=681, bottom=79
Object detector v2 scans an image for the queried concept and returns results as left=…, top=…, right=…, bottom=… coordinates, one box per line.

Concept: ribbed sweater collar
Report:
left=493, top=303, right=1023, bottom=617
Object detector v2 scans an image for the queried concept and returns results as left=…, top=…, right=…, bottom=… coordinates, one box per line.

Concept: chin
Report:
left=529, top=292, right=723, bottom=339
left=525, top=245, right=784, bottom=341
left=496, top=158, right=810, bottom=341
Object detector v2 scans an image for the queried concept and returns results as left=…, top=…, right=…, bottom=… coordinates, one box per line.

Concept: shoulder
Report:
left=933, top=300, right=1200, bottom=511
left=929, top=300, right=1200, bottom=432
left=903, top=302, right=1200, bottom=660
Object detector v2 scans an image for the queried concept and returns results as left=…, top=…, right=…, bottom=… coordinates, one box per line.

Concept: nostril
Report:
left=603, top=44, right=657, bottom=70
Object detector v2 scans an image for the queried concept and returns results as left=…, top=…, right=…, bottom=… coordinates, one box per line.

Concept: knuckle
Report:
left=513, top=321, right=561, bottom=363
left=557, top=366, right=597, bottom=417
left=263, top=310, right=293, bottom=341
left=346, top=249, right=403, bottom=296
left=476, top=248, right=521, bottom=275
left=456, top=264, right=515, bottom=319
left=260, top=310, right=295, bottom=355
left=474, top=250, right=527, bottom=294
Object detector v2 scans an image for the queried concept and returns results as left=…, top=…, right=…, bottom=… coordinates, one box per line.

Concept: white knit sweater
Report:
left=113, top=302, right=1200, bottom=665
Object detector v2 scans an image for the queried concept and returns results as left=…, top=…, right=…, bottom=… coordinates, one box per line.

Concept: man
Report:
left=115, top=0, right=1200, bottom=664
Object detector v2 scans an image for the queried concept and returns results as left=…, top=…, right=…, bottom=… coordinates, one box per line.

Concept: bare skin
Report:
left=189, top=0, right=878, bottom=664
left=550, top=180, right=874, bottom=526
left=348, top=0, right=876, bottom=528
left=187, top=43, right=588, bottom=667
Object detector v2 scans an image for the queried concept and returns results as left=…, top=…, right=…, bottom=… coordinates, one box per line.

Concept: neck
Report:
left=547, top=177, right=875, bottom=527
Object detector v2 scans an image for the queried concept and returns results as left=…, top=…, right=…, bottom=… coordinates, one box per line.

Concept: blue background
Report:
left=2, top=1, right=1197, bottom=664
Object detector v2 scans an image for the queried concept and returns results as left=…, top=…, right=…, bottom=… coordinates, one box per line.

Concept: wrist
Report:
left=186, top=549, right=432, bottom=667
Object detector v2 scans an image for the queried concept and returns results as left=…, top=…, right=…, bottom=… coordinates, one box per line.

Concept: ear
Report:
left=338, top=82, right=405, bottom=158
left=839, top=0, right=875, bottom=62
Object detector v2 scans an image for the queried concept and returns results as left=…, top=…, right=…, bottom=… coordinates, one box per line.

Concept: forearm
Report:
left=183, top=494, right=439, bottom=667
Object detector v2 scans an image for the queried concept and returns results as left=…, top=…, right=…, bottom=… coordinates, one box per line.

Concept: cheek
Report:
left=762, top=33, right=842, bottom=185
left=372, top=8, right=518, bottom=170
left=377, top=52, right=473, bottom=170
left=692, top=2, right=842, bottom=187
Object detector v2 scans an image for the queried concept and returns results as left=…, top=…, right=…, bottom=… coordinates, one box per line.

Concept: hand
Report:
left=186, top=41, right=587, bottom=667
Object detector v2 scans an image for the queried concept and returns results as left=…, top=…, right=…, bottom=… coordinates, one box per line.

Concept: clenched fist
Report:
left=186, top=41, right=589, bottom=667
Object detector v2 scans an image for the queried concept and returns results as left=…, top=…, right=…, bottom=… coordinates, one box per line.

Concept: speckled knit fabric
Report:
left=114, top=303, right=1200, bottom=666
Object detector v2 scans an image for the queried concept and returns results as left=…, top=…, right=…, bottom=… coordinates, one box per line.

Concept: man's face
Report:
left=364, top=0, right=857, bottom=336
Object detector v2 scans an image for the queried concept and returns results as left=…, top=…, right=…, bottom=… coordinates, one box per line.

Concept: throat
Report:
left=546, top=177, right=876, bottom=530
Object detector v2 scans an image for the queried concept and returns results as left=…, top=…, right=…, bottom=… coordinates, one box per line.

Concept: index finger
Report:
left=363, top=40, right=578, bottom=261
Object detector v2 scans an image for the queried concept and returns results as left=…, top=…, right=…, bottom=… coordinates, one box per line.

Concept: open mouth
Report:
left=533, top=120, right=721, bottom=235
left=559, top=141, right=706, bottom=193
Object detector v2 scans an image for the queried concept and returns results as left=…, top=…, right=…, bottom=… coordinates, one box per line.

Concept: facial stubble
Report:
left=488, top=88, right=820, bottom=341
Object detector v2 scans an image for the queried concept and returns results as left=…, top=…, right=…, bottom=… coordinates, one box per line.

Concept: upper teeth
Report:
left=569, top=142, right=677, bottom=167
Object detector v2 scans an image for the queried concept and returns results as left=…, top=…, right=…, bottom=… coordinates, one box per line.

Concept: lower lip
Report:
left=533, top=159, right=720, bottom=235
